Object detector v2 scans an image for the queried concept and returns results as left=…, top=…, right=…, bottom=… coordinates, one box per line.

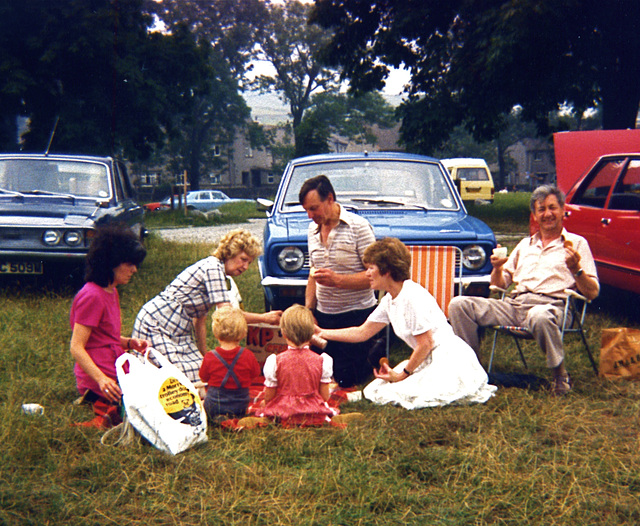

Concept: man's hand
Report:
left=490, top=244, right=508, bottom=269
left=311, top=267, right=341, bottom=287
left=564, top=244, right=582, bottom=274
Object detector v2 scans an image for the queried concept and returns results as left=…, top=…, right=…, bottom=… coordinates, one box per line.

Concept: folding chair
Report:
left=379, top=245, right=463, bottom=360
left=487, top=286, right=598, bottom=375
left=408, top=245, right=462, bottom=316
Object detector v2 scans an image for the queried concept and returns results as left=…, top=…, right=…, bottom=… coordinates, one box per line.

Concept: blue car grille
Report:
left=300, top=246, right=462, bottom=270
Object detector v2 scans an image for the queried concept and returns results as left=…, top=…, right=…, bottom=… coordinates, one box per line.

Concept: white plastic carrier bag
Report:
left=115, top=348, right=207, bottom=455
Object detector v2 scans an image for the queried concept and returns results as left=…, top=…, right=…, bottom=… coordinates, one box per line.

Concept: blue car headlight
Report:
left=462, top=245, right=487, bottom=271
left=277, top=246, right=305, bottom=272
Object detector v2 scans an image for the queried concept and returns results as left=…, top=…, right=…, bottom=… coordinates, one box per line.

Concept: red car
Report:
left=562, top=153, right=640, bottom=294
left=143, top=196, right=174, bottom=212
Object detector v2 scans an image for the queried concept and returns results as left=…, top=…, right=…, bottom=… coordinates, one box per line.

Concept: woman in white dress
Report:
left=317, top=237, right=496, bottom=409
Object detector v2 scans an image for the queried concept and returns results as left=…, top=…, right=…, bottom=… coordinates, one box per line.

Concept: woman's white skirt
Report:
left=363, top=336, right=496, bottom=410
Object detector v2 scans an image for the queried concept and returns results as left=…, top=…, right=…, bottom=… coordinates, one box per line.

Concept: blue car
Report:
left=259, top=152, right=497, bottom=310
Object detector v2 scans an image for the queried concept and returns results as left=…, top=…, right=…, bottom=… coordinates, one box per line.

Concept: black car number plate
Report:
left=0, top=261, right=43, bottom=275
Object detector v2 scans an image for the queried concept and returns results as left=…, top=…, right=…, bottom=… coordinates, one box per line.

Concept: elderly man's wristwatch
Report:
left=574, top=268, right=584, bottom=277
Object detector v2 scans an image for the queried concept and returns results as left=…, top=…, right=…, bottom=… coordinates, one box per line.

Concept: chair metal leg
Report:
left=488, top=330, right=498, bottom=372
left=577, top=324, right=598, bottom=375
left=513, top=337, right=528, bottom=369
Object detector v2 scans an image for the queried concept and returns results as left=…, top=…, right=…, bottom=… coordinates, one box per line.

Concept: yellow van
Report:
left=441, top=158, right=495, bottom=203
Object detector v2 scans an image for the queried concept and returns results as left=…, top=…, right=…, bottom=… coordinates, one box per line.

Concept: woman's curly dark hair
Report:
left=84, top=223, right=146, bottom=287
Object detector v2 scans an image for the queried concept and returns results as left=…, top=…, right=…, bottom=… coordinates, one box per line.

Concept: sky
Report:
left=247, top=60, right=410, bottom=96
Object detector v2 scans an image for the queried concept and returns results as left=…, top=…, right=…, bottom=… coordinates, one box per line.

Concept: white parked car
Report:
left=184, top=190, right=254, bottom=212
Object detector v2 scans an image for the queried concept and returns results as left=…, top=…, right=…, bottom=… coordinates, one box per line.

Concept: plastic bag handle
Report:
left=142, top=347, right=173, bottom=369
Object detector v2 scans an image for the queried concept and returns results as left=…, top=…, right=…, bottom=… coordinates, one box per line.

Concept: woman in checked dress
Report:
left=132, top=229, right=281, bottom=383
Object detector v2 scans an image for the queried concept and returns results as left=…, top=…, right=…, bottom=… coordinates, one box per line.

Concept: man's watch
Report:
left=574, top=268, right=584, bottom=277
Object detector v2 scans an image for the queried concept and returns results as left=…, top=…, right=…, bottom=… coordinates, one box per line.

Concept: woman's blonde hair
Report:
left=213, top=228, right=262, bottom=262
left=280, top=304, right=315, bottom=347
left=212, top=305, right=248, bottom=343
left=363, top=237, right=411, bottom=282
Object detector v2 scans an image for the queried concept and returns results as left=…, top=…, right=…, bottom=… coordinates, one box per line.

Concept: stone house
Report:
left=504, top=138, right=556, bottom=190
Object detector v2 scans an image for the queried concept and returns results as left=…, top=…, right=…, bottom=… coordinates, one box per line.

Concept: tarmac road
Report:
left=150, top=218, right=267, bottom=244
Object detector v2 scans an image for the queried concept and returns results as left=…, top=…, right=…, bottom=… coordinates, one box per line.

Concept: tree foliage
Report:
left=298, top=91, right=398, bottom=156
left=0, top=0, right=208, bottom=160
left=311, top=0, right=640, bottom=154
left=144, top=0, right=263, bottom=188
left=253, top=0, right=342, bottom=157
left=143, top=0, right=268, bottom=77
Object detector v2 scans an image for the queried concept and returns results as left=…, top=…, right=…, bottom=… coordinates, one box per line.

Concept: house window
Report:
left=140, top=173, right=158, bottom=185
left=213, top=145, right=221, bottom=157
left=245, top=146, right=253, bottom=158
left=533, top=152, right=543, bottom=162
left=267, top=173, right=274, bottom=184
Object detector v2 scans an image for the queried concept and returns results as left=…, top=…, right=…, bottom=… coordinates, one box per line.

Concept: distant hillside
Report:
left=243, top=92, right=290, bottom=125
left=243, top=91, right=404, bottom=126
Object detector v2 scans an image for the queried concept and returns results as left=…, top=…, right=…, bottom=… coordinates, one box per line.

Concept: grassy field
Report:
left=142, top=201, right=266, bottom=230
left=2, top=194, right=640, bottom=525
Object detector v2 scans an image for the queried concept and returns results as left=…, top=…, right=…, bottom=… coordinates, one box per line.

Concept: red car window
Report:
left=572, top=159, right=625, bottom=208
left=609, top=160, right=640, bottom=211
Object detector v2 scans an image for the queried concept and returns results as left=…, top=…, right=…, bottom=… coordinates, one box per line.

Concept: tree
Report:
left=299, top=91, right=398, bottom=156
left=0, top=0, right=207, bottom=160
left=144, top=0, right=264, bottom=188
left=311, top=0, right=640, bottom=153
left=253, top=0, right=342, bottom=157
left=143, top=0, right=268, bottom=77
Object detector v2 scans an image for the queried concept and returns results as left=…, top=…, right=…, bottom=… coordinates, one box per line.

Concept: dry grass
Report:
left=2, top=201, right=640, bottom=525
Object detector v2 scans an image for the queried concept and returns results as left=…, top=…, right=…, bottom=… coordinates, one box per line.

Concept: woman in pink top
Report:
left=238, top=305, right=362, bottom=428
left=69, top=223, right=147, bottom=428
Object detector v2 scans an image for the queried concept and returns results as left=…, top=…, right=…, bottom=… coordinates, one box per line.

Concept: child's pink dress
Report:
left=257, top=346, right=337, bottom=426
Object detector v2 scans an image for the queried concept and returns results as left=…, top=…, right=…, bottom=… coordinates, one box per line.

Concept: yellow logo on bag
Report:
left=159, top=377, right=196, bottom=414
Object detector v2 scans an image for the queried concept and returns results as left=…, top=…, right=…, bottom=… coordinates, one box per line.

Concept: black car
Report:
left=0, top=154, right=145, bottom=280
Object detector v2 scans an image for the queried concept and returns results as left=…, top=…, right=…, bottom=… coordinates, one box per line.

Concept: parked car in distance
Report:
left=143, top=196, right=171, bottom=212
left=441, top=158, right=495, bottom=203
left=560, top=153, right=640, bottom=295
left=259, top=152, right=497, bottom=311
left=0, top=153, right=145, bottom=280
left=184, top=190, right=254, bottom=212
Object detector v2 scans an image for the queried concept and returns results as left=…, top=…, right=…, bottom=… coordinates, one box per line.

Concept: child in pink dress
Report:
left=238, top=305, right=362, bottom=428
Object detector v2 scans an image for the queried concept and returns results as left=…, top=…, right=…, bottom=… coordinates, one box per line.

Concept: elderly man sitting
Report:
left=448, top=185, right=599, bottom=396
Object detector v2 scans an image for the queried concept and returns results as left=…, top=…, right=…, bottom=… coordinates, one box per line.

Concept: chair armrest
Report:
left=564, top=289, right=590, bottom=303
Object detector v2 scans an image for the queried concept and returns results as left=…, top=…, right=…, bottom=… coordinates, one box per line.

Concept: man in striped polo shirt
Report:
left=300, top=175, right=379, bottom=387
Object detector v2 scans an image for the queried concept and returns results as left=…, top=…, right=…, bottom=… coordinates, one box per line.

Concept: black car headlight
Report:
left=64, top=230, right=83, bottom=246
left=43, top=230, right=61, bottom=246
left=277, top=246, right=305, bottom=272
left=462, top=245, right=487, bottom=271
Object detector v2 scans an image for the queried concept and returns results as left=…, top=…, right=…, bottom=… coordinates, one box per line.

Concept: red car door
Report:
left=596, top=159, right=640, bottom=292
left=564, top=158, right=625, bottom=261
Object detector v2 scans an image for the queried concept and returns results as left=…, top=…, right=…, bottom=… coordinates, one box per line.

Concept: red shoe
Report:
left=72, top=415, right=111, bottom=429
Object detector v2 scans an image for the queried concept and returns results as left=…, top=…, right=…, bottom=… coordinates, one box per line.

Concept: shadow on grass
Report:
left=591, top=285, right=640, bottom=325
